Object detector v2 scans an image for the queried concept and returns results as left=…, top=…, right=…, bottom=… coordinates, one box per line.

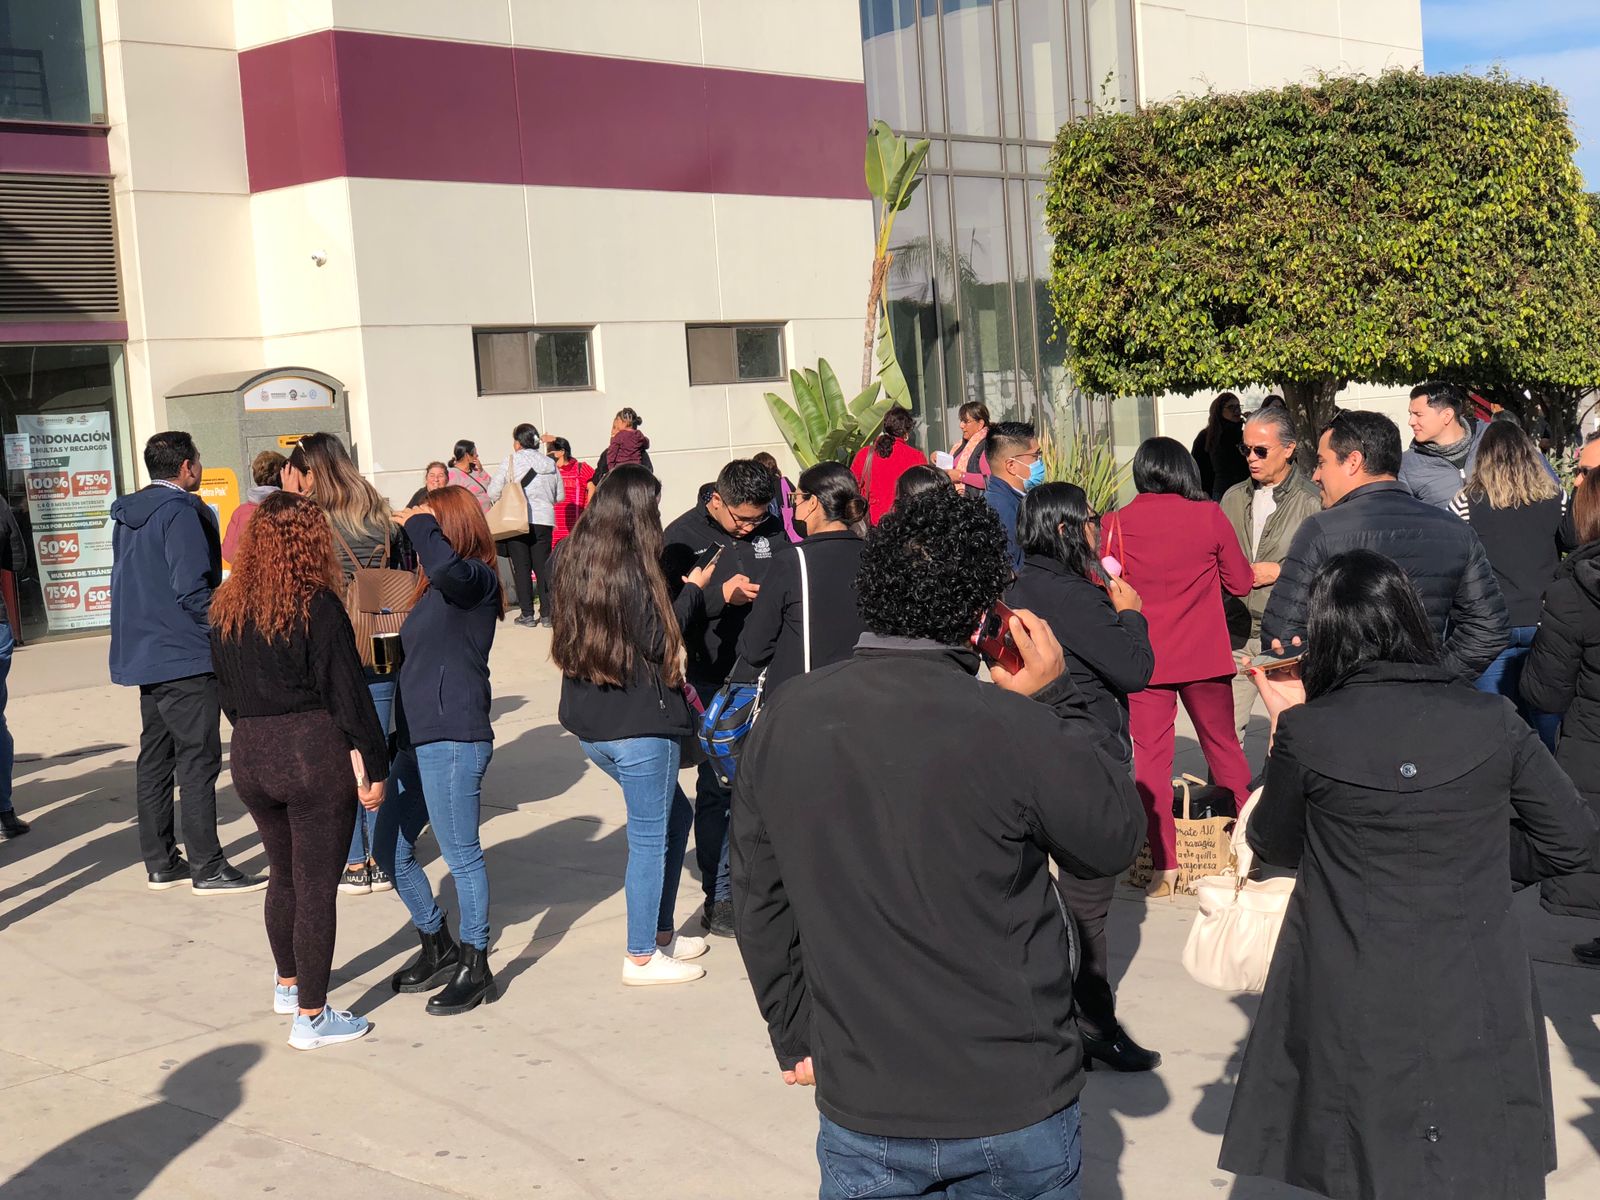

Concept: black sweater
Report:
left=1007, top=554, right=1154, bottom=761
left=1456, top=493, right=1562, bottom=628
left=393, top=514, right=501, bottom=749
left=731, top=637, right=1143, bottom=1139
left=662, top=502, right=785, bottom=689
left=735, top=530, right=866, bottom=692
left=211, top=589, right=389, bottom=781
left=559, top=580, right=700, bottom=742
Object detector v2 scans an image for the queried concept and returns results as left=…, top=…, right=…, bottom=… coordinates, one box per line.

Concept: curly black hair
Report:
left=857, top=486, right=1011, bottom=645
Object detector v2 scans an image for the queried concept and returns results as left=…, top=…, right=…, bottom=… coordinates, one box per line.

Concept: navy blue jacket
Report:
left=984, top=475, right=1024, bottom=571
left=394, top=514, right=501, bottom=748
left=109, top=484, right=221, bottom=686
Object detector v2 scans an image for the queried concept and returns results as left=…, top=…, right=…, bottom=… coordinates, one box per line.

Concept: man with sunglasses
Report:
left=1219, top=405, right=1320, bottom=747
left=663, top=459, right=783, bottom=938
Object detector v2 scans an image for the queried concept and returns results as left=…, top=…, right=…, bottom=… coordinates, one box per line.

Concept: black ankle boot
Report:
left=1082, top=1026, right=1162, bottom=1073
left=392, top=924, right=460, bottom=993
left=426, top=944, right=496, bottom=1016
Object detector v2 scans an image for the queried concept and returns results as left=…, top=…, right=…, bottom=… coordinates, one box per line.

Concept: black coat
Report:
left=735, top=530, right=865, bottom=693
left=1260, top=481, right=1509, bottom=681
left=661, top=502, right=785, bottom=691
left=1220, top=664, right=1599, bottom=1200
left=1521, top=539, right=1600, bottom=918
left=730, top=637, right=1142, bottom=1139
left=1006, top=554, right=1153, bottom=761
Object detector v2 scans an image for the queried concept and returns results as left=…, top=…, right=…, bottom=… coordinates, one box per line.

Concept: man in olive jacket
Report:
left=730, top=490, right=1141, bottom=1199
left=1220, top=406, right=1320, bottom=746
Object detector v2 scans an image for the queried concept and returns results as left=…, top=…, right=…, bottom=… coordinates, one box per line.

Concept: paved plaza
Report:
left=2, top=632, right=1597, bottom=1199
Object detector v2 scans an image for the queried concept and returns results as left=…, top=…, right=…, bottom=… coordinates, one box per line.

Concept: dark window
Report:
left=472, top=327, right=593, bottom=394
left=687, top=324, right=786, bottom=385
left=0, top=0, right=107, bottom=123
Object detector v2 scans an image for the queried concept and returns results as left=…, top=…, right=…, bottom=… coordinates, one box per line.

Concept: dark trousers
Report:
left=231, top=711, right=356, bottom=1012
left=136, top=674, right=224, bottom=877
left=1057, top=872, right=1117, bottom=1038
left=693, top=760, right=732, bottom=904
left=503, top=525, right=554, bottom=619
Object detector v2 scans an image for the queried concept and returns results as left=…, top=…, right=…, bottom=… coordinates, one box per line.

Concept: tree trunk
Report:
left=862, top=254, right=891, bottom=390
left=1281, top=378, right=1344, bottom=470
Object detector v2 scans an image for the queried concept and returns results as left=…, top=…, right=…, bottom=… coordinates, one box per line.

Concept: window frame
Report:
left=471, top=325, right=595, bottom=395
left=685, top=322, right=788, bottom=386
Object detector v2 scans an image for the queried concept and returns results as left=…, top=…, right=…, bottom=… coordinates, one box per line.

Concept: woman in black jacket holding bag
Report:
left=1522, top=468, right=1600, bottom=963
left=1222, top=550, right=1598, bottom=1200
left=553, top=465, right=710, bottom=987
left=1007, top=482, right=1160, bottom=1073
left=737, top=462, right=867, bottom=695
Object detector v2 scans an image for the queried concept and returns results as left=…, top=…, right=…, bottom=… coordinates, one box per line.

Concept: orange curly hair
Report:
left=211, top=491, right=344, bottom=643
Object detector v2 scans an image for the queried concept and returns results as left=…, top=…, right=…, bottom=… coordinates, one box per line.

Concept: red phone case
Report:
left=977, top=603, right=1026, bottom=675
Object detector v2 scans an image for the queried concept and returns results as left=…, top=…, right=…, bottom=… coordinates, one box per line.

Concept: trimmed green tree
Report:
left=1043, top=69, right=1600, bottom=447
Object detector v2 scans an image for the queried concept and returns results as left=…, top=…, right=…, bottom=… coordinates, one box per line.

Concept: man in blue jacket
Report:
left=984, top=420, right=1041, bottom=571
left=110, top=431, right=263, bottom=894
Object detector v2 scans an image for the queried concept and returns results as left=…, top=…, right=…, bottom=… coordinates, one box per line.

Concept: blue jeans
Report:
left=347, top=677, right=395, bottom=865
left=0, top=621, right=13, bottom=813
left=372, top=740, right=493, bottom=949
left=1475, top=626, right=1561, bottom=752
left=817, top=1105, right=1082, bottom=1200
left=694, top=760, right=732, bottom=904
left=579, top=736, right=695, bottom=956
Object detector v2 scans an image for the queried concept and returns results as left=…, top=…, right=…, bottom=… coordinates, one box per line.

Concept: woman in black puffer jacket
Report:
left=1522, top=468, right=1600, bottom=961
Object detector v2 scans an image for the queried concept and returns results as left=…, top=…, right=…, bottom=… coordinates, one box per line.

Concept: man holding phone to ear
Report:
left=662, top=459, right=785, bottom=938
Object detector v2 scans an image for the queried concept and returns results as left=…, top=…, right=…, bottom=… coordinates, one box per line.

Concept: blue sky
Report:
left=1423, top=0, right=1600, bottom=187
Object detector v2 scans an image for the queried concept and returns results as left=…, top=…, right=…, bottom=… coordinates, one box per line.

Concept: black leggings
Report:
left=1057, top=872, right=1118, bottom=1038
left=503, top=525, right=553, bottom=619
left=231, top=711, right=357, bottom=1013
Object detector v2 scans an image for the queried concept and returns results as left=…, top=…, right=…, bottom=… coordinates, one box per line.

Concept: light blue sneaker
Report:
left=288, top=1006, right=370, bottom=1051
left=273, top=981, right=299, bottom=1015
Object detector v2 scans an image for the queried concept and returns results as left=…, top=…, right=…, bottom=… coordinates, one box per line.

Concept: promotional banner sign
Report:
left=17, top=412, right=118, bottom=632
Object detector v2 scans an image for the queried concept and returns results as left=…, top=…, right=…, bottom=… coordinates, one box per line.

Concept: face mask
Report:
left=1025, top=458, right=1047, bottom=491
left=793, top=513, right=808, bottom=539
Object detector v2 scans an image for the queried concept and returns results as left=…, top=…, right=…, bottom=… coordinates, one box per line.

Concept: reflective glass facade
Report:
left=0, top=1, right=107, bottom=124
left=860, top=0, right=1152, bottom=454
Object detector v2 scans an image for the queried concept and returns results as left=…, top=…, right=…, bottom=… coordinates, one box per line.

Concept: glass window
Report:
left=952, top=176, right=1021, bottom=423
left=473, top=328, right=594, bottom=394
left=942, top=0, right=1000, bottom=138
left=949, top=141, right=1003, bottom=171
left=1083, top=0, right=1137, bottom=112
left=1019, top=0, right=1073, bottom=138
left=0, top=0, right=107, bottom=124
left=996, top=0, right=1020, bottom=140
left=860, top=0, right=924, bottom=131
left=1, top=342, right=132, bottom=642
left=687, top=324, right=786, bottom=385
left=920, top=0, right=946, bottom=132
left=883, top=186, right=944, bottom=435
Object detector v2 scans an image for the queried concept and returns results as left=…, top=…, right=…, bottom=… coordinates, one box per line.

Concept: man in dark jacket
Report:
left=731, top=489, right=1142, bottom=1197
left=983, top=420, right=1039, bottom=570
left=1261, top=410, right=1509, bottom=682
left=661, top=459, right=780, bottom=937
left=0, top=493, right=29, bottom=838
left=1399, top=381, right=1485, bottom=508
left=110, top=432, right=262, bottom=894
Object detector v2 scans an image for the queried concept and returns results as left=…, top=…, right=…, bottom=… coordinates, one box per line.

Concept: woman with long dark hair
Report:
left=372, top=486, right=505, bottom=1016
left=1448, top=420, right=1563, bottom=748
left=488, top=422, right=562, bottom=628
left=284, top=431, right=405, bottom=896
left=851, top=405, right=927, bottom=524
left=210, top=492, right=388, bottom=1049
left=446, top=440, right=492, bottom=512
left=1007, top=481, right=1157, bottom=1072
left=553, top=465, right=708, bottom=986
left=1110, top=437, right=1253, bottom=896
left=1221, top=550, right=1597, bottom=1200
left=737, top=463, right=869, bottom=693
left=1190, top=392, right=1245, bottom=499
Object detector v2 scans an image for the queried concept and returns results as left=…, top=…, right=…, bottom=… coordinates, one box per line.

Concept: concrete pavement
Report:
left=2, top=627, right=1597, bottom=1198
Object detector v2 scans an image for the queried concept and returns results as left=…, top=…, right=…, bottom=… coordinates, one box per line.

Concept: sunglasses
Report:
left=1238, top=443, right=1275, bottom=459
left=1578, top=466, right=1593, bottom=480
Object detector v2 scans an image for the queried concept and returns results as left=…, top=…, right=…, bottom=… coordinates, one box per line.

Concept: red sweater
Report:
left=851, top=438, right=928, bottom=524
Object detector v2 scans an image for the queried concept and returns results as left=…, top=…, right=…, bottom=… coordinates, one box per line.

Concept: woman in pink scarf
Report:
left=945, top=402, right=991, bottom=496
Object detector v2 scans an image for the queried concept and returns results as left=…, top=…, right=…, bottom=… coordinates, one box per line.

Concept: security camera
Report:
left=310, top=250, right=328, bottom=267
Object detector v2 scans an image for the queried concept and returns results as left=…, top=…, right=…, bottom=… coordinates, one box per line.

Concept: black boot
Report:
left=392, top=924, right=460, bottom=993
left=1082, top=1026, right=1162, bottom=1073
left=0, top=809, right=30, bottom=840
left=426, top=943, right=496, bottom=1016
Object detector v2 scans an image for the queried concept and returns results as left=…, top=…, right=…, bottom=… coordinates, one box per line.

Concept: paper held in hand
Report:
left=932, top=451, right=955, bottom=470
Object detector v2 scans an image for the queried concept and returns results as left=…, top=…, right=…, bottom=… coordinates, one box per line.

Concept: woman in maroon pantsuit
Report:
left=1105, top=438, right=1253, bottom=896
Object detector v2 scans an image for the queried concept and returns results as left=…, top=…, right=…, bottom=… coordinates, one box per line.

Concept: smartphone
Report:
left=976, top=601, right=1027, bottom=676
left=695, top=544, right=725, bottom=573
left=1251, top=653, right=1303, bottom=675
left=1100, top=555, right=1123, bottom=579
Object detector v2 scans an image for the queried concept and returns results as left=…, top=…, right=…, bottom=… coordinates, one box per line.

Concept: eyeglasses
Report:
left=726, top=511, right=766, bottom=531
left=791, top=490, right=811, bottom=503
left=1238, top=444, right=1274, bottom=460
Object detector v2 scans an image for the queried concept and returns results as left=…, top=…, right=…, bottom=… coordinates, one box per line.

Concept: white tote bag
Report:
left=1182, top=787, right=1296, bottom=993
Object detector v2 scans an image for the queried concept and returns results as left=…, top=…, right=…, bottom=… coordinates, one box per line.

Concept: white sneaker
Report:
left=622, top=950, right=706, bottom=987
left=661, top=935, right=709, bottom=961
left=273, top=981, right=299, bottom=1015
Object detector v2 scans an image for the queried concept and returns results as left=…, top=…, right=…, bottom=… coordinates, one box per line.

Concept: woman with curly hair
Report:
left=210, top=491, right=389, bottom=1050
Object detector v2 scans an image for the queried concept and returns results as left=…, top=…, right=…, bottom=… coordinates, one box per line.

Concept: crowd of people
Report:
left=4, top=381, right=1600, bottom=1199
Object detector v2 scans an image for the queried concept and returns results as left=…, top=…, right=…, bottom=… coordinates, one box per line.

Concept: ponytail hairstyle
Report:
left=874, top=405, right=915, bottom=458
left=797, top=461, right=867, bottom=527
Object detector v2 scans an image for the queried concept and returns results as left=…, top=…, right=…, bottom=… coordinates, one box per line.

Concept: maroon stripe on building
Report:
left=240, top=31, right=868, bottom=200
left=0, top=320, right=128, bottom=344
left=0, top=121, right=111, bottom=176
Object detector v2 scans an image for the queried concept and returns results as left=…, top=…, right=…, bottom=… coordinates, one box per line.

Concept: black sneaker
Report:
left=192, top=863, right=268, bottom=895
left=0, top=809, right=29, bottom=840
left=706, top=899, right=736, bottom=939
left=367, top=863, right=394, bottom=893
left=1573, top=938, right=1600, bottom=967
left=147, top=857, right=190, bottom=891
left=514, top=614, right=539, bottom=628
left=338, top=865, right=372, bottom=895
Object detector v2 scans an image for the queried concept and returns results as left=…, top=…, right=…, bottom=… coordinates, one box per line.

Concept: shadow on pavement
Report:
left=0, top=1043, right=262, bottom=1199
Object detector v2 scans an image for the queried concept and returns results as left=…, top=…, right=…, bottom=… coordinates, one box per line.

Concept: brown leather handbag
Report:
left=331, top=525, right=420, bottom=668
